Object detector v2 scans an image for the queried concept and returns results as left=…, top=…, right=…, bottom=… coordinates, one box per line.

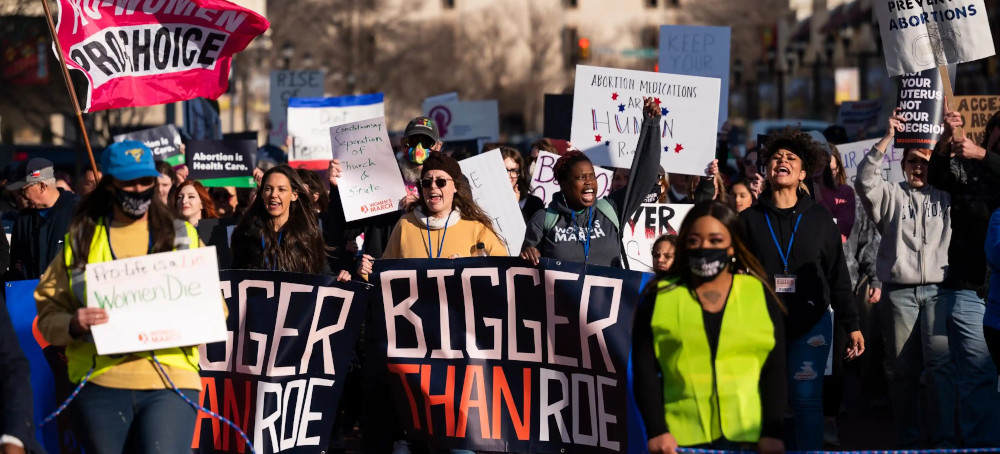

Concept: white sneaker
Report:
left=823, top=418, right=840, bottom=446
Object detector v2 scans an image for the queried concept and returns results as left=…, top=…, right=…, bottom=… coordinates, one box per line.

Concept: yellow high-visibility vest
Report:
left=63, top=218, right=201, bottom=384
left=651, top=275, right=775, bottom=446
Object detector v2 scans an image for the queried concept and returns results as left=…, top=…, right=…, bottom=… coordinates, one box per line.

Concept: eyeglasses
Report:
left=420, top=177, right=452, bottom=189
left=506, top=167, right=520, bottom=176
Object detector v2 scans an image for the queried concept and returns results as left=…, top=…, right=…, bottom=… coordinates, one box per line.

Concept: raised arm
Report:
left=856, top=111, right=905, bottom=226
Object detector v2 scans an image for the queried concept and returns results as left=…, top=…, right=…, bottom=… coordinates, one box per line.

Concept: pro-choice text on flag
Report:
left=54, top=0, right=269, bottom=111
left=370, top=257, right=646, bottom=453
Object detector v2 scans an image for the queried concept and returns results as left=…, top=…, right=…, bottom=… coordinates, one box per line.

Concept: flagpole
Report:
left=38, top=0, right=100, bottom=175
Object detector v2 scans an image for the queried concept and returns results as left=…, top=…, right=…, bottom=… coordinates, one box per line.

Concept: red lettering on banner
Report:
left=388, top=363, right=422, bottom=429
left=223, top=379, right=251, bottom=452
left=193, top=377, right=222, bottom=449
left=491, top=367, right=531, bottom=440
left=420, top=364, right=456, bottom=436
left=456, top=365, right=491, bottom=439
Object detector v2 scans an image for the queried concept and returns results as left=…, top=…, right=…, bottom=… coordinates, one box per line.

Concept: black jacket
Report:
left=741, top=191, right=860, bottom=339
left=8, top=189, right=79, bottom=280
left=928, top=145, right=1000, bottom=294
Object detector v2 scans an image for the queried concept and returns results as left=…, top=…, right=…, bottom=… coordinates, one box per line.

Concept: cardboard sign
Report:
left=424, top=100, right=500, bottom=142
left=874, top=0, right=995, bottom=76
left=186, top=139, right=256, bottom=187
left=194, top=271, right=368, bottom=454
left=836, top=100, right=883, bottom=141
left=570, top=65, right=721, bottom=177
left=86, top=247, right=227, bottom=356
left=52, top=0, right=269, bottom=112
left=838, top=139, right=905, bottom=185
left=621, top=204, right=693, bottom=272
left=954, top=95, right=1000, bottom=145
left=329, top=117, right=407, bottom=222
left=658, top=25, right=731, bottom=131
left=528, top=150, right=613, bottom=206
left=458, top=149, right=527, bottom=255
left=895, top=68, right=944, bottom=147
left=269, top=70, right=325, bottom=146
left=370, top=257, right=648, bottom=453
left=288, top=93, right=385, bottom=169
left=113, top=125, right=185, bottom=166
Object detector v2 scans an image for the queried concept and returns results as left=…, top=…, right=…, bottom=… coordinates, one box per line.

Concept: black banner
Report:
left=895, top=68, right=944, bottom=147
left=113, top=124, right=185, bottom=166
left=370, top=257, right=645, bottom=453
left=193, top=270, right=369, bottom=454
left=187, top=139, right=257, bottom=187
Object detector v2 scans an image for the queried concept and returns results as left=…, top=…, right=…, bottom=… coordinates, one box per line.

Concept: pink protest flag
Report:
left=53, top=0, right=269, bottom=112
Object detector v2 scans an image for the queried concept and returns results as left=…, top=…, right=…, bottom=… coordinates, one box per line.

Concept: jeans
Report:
left=786, top=309, right=832, bottom=451
left=69, top=383, right=199, bottom=454
left=942, top=288, right=1000, bottom=447
left=881, top=283, right=956, bottom=448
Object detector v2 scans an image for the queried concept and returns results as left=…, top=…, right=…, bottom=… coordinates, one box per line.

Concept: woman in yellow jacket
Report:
left=35, top=141, right=206, bottom=454
left=632, top=201, right=787, bottom=454
left=356, top=153, right=506, bottom=276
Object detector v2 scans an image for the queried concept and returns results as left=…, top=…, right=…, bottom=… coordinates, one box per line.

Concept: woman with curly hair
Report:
left=230, top=165, right=330, bottom=274
left=739, top=128, right=863, bottom=450
left=520, top=98, right=666, bottom=268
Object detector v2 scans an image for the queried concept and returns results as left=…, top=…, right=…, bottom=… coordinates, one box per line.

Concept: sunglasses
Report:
left=406, top=137, right=436, bottom=150
left=420, top=177, right=452, bottom=189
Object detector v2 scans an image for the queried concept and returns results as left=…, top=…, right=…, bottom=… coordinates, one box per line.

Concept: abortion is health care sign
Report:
left=86, top=247, right=227, bottom=356
left=874, top=0, right=995, bottom=76
left=571, top=65, right=721, bottom=177
left=288, top=93, right=384, bottom=170
left=330, top=117, right=408, bottom=222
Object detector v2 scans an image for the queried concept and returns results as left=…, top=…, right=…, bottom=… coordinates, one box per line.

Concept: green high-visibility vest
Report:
left=650, top=275, right=775, bottom=446
left=63, top=218, right=201, bottom=384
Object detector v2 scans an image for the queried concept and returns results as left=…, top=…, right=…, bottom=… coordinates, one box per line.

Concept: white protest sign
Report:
left=659, top=25, right=731, bottom=131
left=529, top=150, right=613, bottom=205
left=459, top=149, right=526, bottom=255
left=875, top=0, right=995, bottom=76
left=421, top=92, right=459, bottom=114
left=837, top=139, right=905, bottom=186
left=622, top=204, right=693, bottom=272
left=424, top=100, right=500, bottom=142
left=330, top=117, right=408, bottom=222
left=87, top=247, right=227, bottom=356
left=570, top=65, right=721, bottom=177
left=287, top=93, right=385, bottom=169
left=269, top=70, right=325, bottom=146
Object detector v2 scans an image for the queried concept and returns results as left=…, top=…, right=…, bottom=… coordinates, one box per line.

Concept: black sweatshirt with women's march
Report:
left=740, top=191, right=860, bottom=340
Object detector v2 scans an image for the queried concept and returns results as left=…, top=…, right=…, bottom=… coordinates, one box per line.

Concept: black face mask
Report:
left=113, top=186, right=155, bottom=219
left=688, top=248, right=730, bottom=281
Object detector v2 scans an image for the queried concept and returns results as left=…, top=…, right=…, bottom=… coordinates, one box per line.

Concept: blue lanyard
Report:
left=105, top=217, right=152, bottom=260
left=765, top=213, right=802, bottom=274
left=571, top=207, right=595, bottom=263
left=262, top=231, right=283, bottom=270
left=426, top=210, right=454, bottom=258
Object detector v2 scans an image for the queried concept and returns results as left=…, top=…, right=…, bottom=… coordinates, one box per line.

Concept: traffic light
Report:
left=578, top=37, right=591, bottom=61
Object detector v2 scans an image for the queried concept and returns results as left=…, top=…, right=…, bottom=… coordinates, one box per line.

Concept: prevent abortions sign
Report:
left=54, top=0, right=269, bottom=111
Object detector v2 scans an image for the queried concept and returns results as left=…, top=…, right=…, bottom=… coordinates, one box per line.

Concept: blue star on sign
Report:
left=661, top=107, right=669, bottom=116
left=663, top=145, right=670, bottom=153
left=605, top=141, right=610, bottom=146
left=618, top=104, right=625, bottom=112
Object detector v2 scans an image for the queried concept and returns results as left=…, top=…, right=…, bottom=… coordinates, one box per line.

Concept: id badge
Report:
left=775, top=274, right=797, bottom=293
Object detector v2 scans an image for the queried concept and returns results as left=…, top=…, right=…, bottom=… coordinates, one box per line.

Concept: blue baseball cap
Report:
left=101, top=140, right=161, bottom=181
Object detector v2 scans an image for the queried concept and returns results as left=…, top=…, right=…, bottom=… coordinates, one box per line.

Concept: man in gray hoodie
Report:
left=855, top=109, right=955, bottom=448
